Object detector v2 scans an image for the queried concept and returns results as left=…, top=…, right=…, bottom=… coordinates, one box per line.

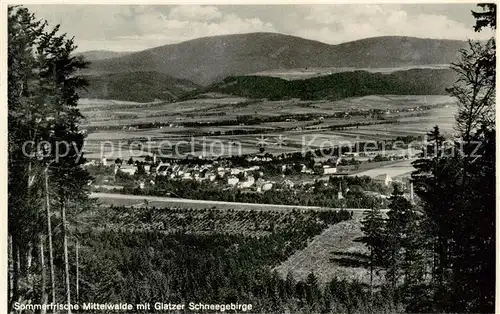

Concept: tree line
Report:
left=360, top=5, right=496, bottom=312
left=8, top=6, right=93, bottom=312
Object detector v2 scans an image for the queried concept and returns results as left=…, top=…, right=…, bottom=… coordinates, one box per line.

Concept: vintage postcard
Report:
left=5, top=2, right=496, bottom=313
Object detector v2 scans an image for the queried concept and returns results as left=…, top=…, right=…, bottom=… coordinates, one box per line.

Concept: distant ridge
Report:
left=76, top=50, right=133, bottom=61
left=84, top=32, right=467, bottom=85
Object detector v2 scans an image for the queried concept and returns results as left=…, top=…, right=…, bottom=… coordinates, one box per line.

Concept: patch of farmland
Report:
left=334, top=128, right=412, bottom=139
left=261, top=120, right=319, bottom=129
left=274, top=212, right=385, bottom=285
left=286, top=133, right=348, bottom=148
left=314, top=95, right=456, bottom=112
left=80, top=97, right=249, bottom=126
left=359, top=106, right=457, bottom=136
left=219, top=99, right=338, bottom=117
left=248, top=65, right=450, bottom=80
left=78, top=98, right=158, bottom=106
left=85, top=129, right=171, bottom=141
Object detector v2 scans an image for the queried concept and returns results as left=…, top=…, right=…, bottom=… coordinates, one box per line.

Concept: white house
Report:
left=239, top=176, right=255, bottom=188
left=118, top=165, right=136, bottom=175
left=227, top=176, right=239, bottom=186
left=262, top=183, right=273, bottom=191
left=217, top=170, right=226, bottom=177
left=202, top=171, right=216, bottom=182
left=231, top=168, right=243, bottom=175
left=323, top=165, right=337, bottom=174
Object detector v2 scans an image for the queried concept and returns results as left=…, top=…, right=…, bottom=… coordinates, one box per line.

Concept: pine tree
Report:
left=8, top=6, right=90, bottom=312
left=384, top=185, right=418, bottom=289
left=359, top=207, right=386, bottom=295
left=8, top=6, right=51, bottom=308
left=410, top=4, right=496, bottom=312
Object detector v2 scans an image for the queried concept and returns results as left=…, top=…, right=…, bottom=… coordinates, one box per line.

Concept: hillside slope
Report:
left=80, top=71, right=200, bottom=102
left=85, top=33, right=466, bottom=85
left=75, top=50, right=132, bottom=61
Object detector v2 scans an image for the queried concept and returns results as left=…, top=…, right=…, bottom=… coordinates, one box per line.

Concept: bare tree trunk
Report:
left=75, top=239, right=79, bottom=305
left=8, top=235, right=14, bottom=311
left=27, top=241, right=34, bottom=294
left=44, top=168, right=56, bottom=312
left=8, top=234, right=13, bottom=303
left=60, top=200, right=71, bottom=314
left=370, top=249, right=373, bottom=298
left=39, top=235, right=47, bottom=314
left=26, top=241, right=33, bottom=269
left=13, top=243, right=20, bottom=306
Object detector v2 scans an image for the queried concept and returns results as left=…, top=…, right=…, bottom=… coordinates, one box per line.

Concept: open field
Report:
left=337, top=106, right=457, bottom=137
left=274, top=211, right=385, bottom=286
left=80, top=95, right=457, bottom=159
left=80, top=95, right=456, bottom=128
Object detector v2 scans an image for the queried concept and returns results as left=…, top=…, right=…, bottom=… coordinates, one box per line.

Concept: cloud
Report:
left=24, top=4, right=494, bottom=52
left=167, top=6, right=222, bottom=21
left=25, top=5, right=276, bottom=51
left=106, top=7, right=276, bottom=50
left=296, top=5, right=493, bottom=44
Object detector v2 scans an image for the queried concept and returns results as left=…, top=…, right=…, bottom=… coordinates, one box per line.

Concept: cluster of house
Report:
left=153, top=162, right=280, bottom=191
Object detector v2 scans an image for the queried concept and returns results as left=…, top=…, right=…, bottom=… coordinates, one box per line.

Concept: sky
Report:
left=25, top=4, right=495, bottom=52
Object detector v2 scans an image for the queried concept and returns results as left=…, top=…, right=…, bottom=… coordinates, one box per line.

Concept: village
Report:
left=86, top=147, right=416, bottom=202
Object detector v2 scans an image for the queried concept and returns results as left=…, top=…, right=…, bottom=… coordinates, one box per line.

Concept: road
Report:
left=91, top=192, right=388, bottom=212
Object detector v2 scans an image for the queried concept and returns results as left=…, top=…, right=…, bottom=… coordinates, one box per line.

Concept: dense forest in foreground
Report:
left=70, top=208, right=402, bottom=313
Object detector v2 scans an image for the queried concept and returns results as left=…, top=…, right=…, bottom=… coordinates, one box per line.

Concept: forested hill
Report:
left=80, top=71, right=200, bottom=102
left=203, top=68, right=458, bottom=100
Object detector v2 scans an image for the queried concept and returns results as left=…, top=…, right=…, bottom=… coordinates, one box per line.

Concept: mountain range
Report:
left=79, top=32, right=464, bottom=102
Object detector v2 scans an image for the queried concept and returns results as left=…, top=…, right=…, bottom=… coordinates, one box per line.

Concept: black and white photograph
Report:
left=6, top=2, right=496, bottom=313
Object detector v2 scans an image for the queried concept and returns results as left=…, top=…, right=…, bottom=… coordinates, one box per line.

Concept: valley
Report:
left=76, top=34, right=461, bottom=306
left=81, top=94, right=457, bottom=160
